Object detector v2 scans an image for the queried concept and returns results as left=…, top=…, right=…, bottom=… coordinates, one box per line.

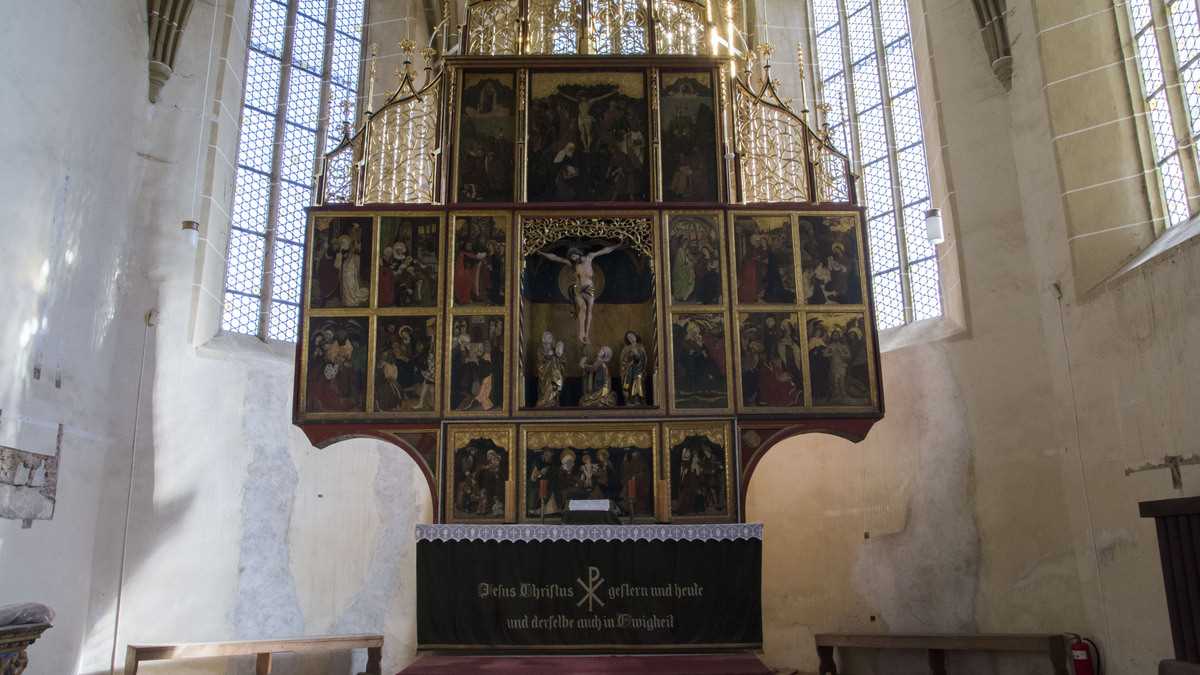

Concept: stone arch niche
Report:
left=295, top=4, right=881, bottom=524
left=303, top=426, right=442, bottom=520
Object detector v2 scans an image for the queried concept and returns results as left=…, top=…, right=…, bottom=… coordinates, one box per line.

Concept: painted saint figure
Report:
left=334, top=224, right=370, bottom=306
left=619, top=331, right=647, bottom=406
left=824, top=328, right=852, bottom=403
left=536, top=240, right=623, bottom=344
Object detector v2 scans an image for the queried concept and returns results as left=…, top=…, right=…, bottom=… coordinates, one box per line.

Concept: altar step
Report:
left=400, top=652, right=778, bottom=674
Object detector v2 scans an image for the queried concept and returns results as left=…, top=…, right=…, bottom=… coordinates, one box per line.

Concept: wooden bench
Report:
left=124, top=634, right=383, bottom=674
left=814, top=633, right=1069, bottom=675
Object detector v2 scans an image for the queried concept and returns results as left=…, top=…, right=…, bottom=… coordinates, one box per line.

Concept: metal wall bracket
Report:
left=1125, top=454, right=1200, bottom=491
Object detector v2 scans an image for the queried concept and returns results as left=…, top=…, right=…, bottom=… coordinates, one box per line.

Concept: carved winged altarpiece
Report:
left=295, top=0, right=881, bottom=524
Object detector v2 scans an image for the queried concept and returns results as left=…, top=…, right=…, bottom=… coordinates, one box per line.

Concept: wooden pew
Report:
left=124, top=634, right=383, bottom=674
left=814, top=633, right=1069, bottom=675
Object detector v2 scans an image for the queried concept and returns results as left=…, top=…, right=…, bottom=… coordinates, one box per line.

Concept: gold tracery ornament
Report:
left=466, top=0, right=521, bottom=55
left=520, top=216, right=655, bottom=264
left=733, top=47, right=810, bottom=203
left=525, top=428, right=655, bottom=451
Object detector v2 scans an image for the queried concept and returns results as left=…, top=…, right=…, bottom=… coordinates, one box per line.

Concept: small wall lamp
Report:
left=924, top=208, right=945, bottom=245
left=182, top=220, right=200, bottom=247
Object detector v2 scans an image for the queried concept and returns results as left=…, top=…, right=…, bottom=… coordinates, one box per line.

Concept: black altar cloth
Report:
left=415, top=524, right=763, bottom=652
left=561, top=509, right=622, bottom=525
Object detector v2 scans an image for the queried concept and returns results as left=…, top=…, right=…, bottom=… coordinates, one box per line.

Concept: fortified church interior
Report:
left=4, top=0, right=1200, bottom=673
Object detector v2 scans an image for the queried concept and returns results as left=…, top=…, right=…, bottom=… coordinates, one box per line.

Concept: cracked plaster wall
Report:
left=749, top=0, right=1200, bottom=674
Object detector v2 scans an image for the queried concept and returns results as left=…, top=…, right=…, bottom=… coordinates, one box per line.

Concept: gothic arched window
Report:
left=808, top=0, right=941, bottom=330
left=1125, top=0, right=1199, bottom=229
left=222, top=0, right=367, bottom=341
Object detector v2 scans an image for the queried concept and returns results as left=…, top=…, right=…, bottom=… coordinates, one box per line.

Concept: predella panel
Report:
left=521, top=426, right=656, bottom=522
left=665, top=422, right=733, bottom=522
left=447, top=426, right=514, bottom=523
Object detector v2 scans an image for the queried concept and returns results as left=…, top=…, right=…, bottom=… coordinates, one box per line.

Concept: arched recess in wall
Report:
left=305, top=427, right=440, bottom=519
left=737, top=423, right=874, bottom=515
left=742, top=430, right=885, bottom=670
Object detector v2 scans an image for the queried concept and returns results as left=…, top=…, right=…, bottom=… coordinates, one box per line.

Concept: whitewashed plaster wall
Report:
left=748, top=0, right=1200, bottom=674
left=1, top=2, right=431, bottom=675
left=0, top=4, right=152, bottom=674
left=92, top=1, right=436, bottom=674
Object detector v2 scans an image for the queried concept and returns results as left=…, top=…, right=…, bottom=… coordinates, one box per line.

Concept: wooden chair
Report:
left=124, top=634, right=383, bottom=674
left=814, top=633, right=1069, bottom=675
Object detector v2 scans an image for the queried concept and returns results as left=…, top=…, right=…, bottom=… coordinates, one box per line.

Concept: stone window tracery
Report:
left=223, top=0, right=367, bottom=341
left=1125, top=0, right=1199, bottom=229
left=808, top=0, right=941, bottom=329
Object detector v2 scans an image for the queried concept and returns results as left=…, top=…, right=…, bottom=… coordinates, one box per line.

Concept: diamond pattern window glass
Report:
left=223, top=0, right=366, bottom=340
left=810, top=0, right=943, bottom=329
left=1127, top=0, right=1197, bottom=228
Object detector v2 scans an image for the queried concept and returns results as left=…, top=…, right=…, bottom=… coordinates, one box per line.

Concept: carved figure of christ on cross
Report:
left=537, top=240, right=623, bottom=345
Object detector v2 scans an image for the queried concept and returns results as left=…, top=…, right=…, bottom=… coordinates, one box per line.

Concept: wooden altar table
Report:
left=416, top=524, right=763, bottom=652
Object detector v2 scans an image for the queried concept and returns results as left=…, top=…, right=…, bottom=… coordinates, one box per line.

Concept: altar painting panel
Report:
left=660, top=71, right=720, bottom=202
left=519, top=425, right=658, bottom=522
left=527, top=71, right=650, bottom=202
left=446, top=425, right=516, bottom=524
left=456, top=71, right=517, bottom=203
left=663, top=421, right=734, bottom=523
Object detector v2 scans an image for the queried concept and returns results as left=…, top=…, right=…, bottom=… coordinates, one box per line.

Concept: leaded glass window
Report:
left=808, top=0, right=941, bottom=330
left=223, top=0, right=366, bottom=341
left=1126, top=0, right=1197, bottom=228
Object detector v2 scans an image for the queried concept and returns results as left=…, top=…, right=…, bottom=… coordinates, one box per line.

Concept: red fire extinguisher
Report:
left=1067, top=634, right=1101, bottom=675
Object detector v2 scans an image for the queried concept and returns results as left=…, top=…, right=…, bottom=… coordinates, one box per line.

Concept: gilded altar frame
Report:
left=728, top=208, right=878, bottom=415
left=513, top=210, right=668, bottom=417
left=662, top=210, right=735, bottom=415
left=443, top=58, right=733, bottom=207
left=298, top=16, right=883, bottom=524
left=444, top=211, right=515, bottom=418
left=297, top=210, right=447, bottom=422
